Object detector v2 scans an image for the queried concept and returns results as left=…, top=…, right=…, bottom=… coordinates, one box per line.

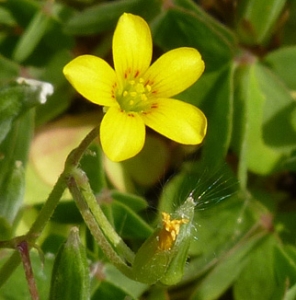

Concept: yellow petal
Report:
left=144, top=48, right=205, bottom=98
left=63, top=55, right=117, bottom=106
left=100, top=106, right=146, bottom=161
left=142, top=99, right=207, bottom=144
left=113, top=13, right=152, bottom=84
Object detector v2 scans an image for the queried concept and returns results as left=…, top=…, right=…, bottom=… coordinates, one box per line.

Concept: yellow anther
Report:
left=146, top=85, right=152, bottom=92
left=129, top=100, right=134, bottom=105
left=129, top=80, right=135, bottom=85
left=123, top=91, right=128, bottom=97
left=158, top=212, right=189, bottom=251
left=130, top=92, right=137, bottom=97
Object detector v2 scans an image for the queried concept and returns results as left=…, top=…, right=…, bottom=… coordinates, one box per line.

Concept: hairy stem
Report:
left=67, top=175, right=133, bottom=278
left=71, top=167, right=135, bottom=264
left=0, top=126, right=100, bottom=288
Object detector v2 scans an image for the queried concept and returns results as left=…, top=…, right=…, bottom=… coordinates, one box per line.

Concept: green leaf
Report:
left=103, top=200, right=152, bottom=239
left=0, top=110, right=34, bottom=238
left=1, top=0, right=40, bottom=28
left=43, top=201, right=82, bottom=225
left=0, top=250, right=54, bottom=300
left=182, top=193, right=257, bottom=285
left=6, top=1, right=74, bottom=65
left=200, top=64, right=235, bottom=168
left=49, top=227, right=90, bottom=300
left=109, top=190, right=148, bottom=212
left=0, top=6, right=16, bottom=26
left=276, top=211, right=296, bottom=244
left=231, top=63, right=282, bottom=186
left=0, top=80, right=53, bottom=144
left=0, top=162, right=25, bottom=225
left=190, top=230, right=266, bottom=300
left=235, top=0, right=286, bottom=45
left=64, top=0, right=162, bottom=35
left=91, top=263, right=147, bottom=300
left=281, top=1, right=296, bottom=45
left=173, top=63, right=235, bottom=169
left=12, top=10, right=51, bottom=63
left=178, top=64, right=223, bottom=107
left=263, top=46, right=296, bottom=90
left=42, top=234, right=71, bottom=255
left=232, top=60, right=296, bottom=180
left=285, top=283, right=296, bottom=300
left=234, top=239, right=296, bottom=300
left=32, top=50, right=74, bottom=126
left=274, top=244, right=296, bottom=288
left=152, top=3, right=237, bottom=71
left=233, top=235, right=281, bottom=300
left=0, top=54, right=20, bottom=82
left=255, top=63, right=296, bottom=152
left=169, top=0, right=236, bottom=50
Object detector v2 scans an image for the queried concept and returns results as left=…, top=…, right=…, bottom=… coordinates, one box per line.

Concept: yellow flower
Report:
left=63, top=13, right=207, bottom=162
left=158, top=212, right=189, bottom=251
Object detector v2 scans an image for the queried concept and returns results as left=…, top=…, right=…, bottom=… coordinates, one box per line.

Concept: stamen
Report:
left=117, top=76, right=153, bottom=112
left=158, top=212, right=189, bottom=251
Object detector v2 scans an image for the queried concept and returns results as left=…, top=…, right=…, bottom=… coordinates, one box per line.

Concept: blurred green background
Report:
left=0, top=0, right=296, bottom=299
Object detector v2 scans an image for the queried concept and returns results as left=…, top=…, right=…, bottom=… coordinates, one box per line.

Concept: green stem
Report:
left=27, top=172, right=68, bottom=241
left=0, top=126, right=100, bottom=288
left=67, top=175, right=133, bottom=278
left=0, top=172, right=67, bottom=288
left=71, top=168, right=135, bottom=264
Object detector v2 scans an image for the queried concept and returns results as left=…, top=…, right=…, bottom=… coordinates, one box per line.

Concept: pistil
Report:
left=117, top=78, right=152, bottom=112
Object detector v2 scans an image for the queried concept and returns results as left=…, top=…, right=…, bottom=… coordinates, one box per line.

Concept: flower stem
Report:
left=0, top=171, right=67, bottom=288
left=0, top=126, right=100, bottom=288
left=70, top=167, right=135, bottom=264
left=17, top=241, right=39, bottom=300
left=67, top=174, right=133, bottom=277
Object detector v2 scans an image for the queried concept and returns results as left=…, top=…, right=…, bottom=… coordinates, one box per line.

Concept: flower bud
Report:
left=132, top=197, right=195, bottom=284
left=49, top=227, right=90, bottom=300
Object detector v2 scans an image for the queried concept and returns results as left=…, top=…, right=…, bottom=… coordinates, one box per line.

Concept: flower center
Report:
left=117, top=78, right=152, bottom=112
